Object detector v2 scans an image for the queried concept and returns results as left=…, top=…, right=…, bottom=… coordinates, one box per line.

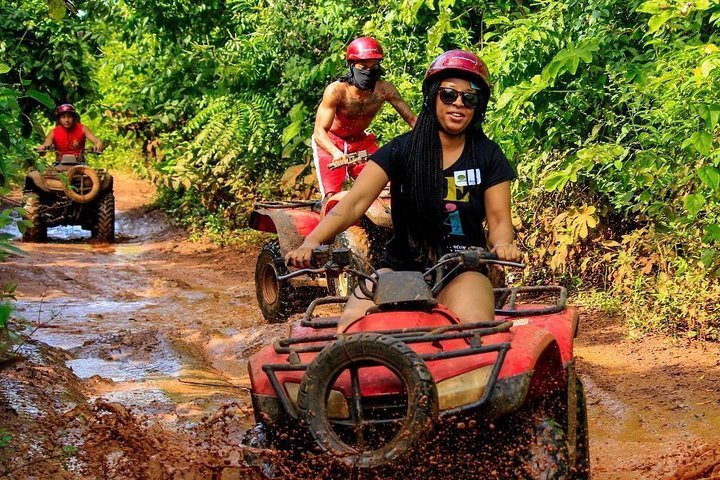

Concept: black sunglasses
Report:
left=437, top=87, right=481, bottom=109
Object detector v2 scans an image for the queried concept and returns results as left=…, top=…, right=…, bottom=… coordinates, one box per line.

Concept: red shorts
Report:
left=312, top=131, right=378, bottom=197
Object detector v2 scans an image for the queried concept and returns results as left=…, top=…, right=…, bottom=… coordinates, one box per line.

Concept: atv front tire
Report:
left=22, top=193, right=47, bottom=242
left=95, top=192, right=115, bottom=243
left=255, top=240, right=312, bottom=323
left=297, top=333, right=438, bottom=469
left=520, top=415, right=571, bottom=479
left=569, top=374, right=591, bottom=478
left=516, top=370, right=590, bottom=479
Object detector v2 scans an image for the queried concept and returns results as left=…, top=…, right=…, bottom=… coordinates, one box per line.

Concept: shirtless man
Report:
left=312, top=36, right=416, bottom=200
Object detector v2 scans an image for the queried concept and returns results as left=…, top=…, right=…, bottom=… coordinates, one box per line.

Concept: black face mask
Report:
left=349, top=65, right=382, bottom=91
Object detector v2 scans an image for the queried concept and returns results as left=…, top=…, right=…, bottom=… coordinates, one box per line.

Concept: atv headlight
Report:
left=436, top=365, right=494, bottom=411
left=284, top=382, right=350, bottom=419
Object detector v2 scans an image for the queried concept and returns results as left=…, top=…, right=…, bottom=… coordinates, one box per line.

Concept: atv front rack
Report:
left=262, top=319, right=512, bottom=420
left=294, top=285, right=568, bottom=329
left=494, top=285, right=567, bottom=316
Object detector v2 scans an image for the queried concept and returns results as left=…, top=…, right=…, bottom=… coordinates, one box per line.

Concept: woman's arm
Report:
left=286, top=161, right=389, bottom=267
left=484, top=180, right=521, bottom=262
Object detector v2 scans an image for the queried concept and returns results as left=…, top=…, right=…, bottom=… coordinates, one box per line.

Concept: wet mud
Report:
left=1, top=172, right=719, bottom=479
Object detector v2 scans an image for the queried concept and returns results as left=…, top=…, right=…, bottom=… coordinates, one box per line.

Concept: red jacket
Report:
left=52, top=123, right=86, bottom=155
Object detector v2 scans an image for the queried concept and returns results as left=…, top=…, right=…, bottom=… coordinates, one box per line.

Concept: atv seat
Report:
left=60, top=154, right=80, bottom=165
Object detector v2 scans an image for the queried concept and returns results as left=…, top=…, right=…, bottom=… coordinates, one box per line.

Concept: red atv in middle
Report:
left=244, top=246, right=590, bottom=478
left=249, top=151, right=391, bottom=323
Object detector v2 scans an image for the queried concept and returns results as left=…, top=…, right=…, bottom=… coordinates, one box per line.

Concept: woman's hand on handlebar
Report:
left=285, top=237, right=321, bottom=268
left=492, top=242, right=522, bottom=263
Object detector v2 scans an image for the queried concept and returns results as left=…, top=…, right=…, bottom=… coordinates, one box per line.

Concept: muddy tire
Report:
left=95, top=192, right=115, bottom=243
left=22, top=193, right=47, bottom=242
left=255, top=240, right=307, bottom=323
left=570, top=377, right=591, bottom=479
left=328, top=225, right=372, bottom=297
left=241, top=423, right=279, bottom=478
left=297, top=333, right=438, bottom=469
left=520, top=415, right=571, bottom=479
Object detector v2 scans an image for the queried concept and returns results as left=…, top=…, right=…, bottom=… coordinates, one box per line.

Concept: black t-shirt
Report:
left=371, top=131, right=516, bottom=271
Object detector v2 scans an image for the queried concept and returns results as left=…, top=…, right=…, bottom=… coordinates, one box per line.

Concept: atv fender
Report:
left=323, top=191, right=392, bottom=229
left=99, top=173, right=113, bottom=191
left=365, top=195, right=392, bottom=228
left=500, top=327, right=567, bottom=403
left=26, top=171, right=64, bottom=193
left=249, top=208, right=320, bottom=254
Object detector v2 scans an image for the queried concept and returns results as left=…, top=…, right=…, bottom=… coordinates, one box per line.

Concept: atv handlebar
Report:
left=278, top=246, right=525, bottom=298
left=436, top=250, right=525, bottom=270
left=36, top=147, right=102, bottom=155
left=328, top=150, right=369, bottom=170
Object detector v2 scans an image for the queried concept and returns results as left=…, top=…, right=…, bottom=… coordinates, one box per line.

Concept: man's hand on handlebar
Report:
left=285, top=238, right=321, bottom=268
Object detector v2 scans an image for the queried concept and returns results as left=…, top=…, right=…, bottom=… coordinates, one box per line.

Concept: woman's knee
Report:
left=438, top=271, right=495, bottom=322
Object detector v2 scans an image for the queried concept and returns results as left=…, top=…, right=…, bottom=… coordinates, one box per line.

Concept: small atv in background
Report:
left=244, top=246, right=590, bottom=478
left=22, top=149, right=115, bottom=243
left=250, top=150, right=391, bottom=323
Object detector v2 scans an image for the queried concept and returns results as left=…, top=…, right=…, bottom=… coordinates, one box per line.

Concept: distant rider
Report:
left=38, top=103, right=103, bottom=160
left=313, top=36, right=417, bottom=201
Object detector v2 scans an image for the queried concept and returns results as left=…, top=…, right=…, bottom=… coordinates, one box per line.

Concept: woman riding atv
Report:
left=287, top=49, right=521, bottom=329
left=38, top=103, right=103, bottom=161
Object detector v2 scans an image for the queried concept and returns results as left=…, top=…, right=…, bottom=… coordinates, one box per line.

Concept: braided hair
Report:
left=399, top=72, right=490, bottom=262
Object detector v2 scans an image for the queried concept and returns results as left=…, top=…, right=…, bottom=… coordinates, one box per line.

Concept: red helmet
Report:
left=346, top=37, right=384, bottom=62
left=424, top=50, right=491, bottom=91
left=56, top=103, right=79, bottom=118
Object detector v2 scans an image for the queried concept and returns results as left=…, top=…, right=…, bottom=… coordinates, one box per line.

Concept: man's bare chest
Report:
left=338, top=93, right=385, bottom=117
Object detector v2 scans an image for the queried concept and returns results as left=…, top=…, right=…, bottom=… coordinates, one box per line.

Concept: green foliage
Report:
left=152, top=93, right=284, bottom=226
left=0, top=429, right=11, bottom=449
left=0, top=283, right=17, bottom=359
left=0, top=0, right=108, bottom=114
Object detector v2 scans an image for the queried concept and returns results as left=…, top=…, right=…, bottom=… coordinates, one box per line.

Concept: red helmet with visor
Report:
left=424, top=50, right=491, bottom=91
left=346, top=37, right=384, bottom=62
left=56, top=103, right=79, bottom=119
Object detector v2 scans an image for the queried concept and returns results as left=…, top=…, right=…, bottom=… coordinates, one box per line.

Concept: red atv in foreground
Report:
left=244, top=246, right=590, bottom=479
left=249, top=151, right=391, bottom=323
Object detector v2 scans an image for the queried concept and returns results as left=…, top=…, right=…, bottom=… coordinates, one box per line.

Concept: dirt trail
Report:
left=1, top=172, right=719, bottom=479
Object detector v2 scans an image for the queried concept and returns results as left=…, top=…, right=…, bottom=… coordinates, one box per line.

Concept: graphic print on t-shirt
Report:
left=454, top=168, right=482, bottom=187
left=443, top=171, right=478, bottom=239
left=444, top=203, right=463, bottom=235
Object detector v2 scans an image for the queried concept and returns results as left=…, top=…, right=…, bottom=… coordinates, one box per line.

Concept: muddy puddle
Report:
left=2, top=173, right=720, bottom=479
